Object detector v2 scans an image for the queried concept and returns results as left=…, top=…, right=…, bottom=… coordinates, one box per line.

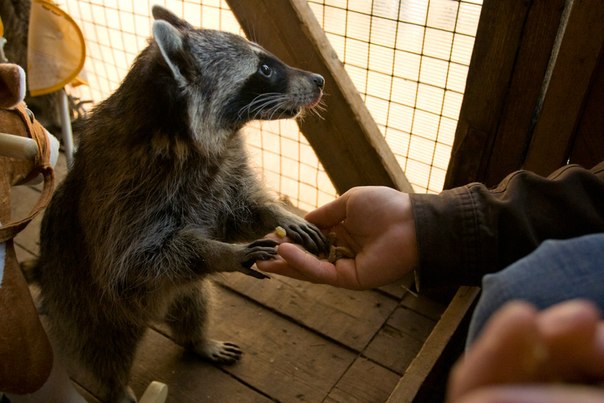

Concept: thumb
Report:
left=305, top=192, right=350, bottom=228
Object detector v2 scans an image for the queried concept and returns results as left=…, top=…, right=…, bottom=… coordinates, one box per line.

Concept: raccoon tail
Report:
left=20, top=258, right=41, bottom=284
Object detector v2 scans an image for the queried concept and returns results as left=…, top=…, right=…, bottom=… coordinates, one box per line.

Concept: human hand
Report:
left=447, top=299, right=604, bottom=403
left=256, top=186, right=419, bottom=289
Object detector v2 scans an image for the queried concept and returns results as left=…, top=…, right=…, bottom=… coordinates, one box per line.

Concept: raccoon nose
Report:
left=312, top=74, right=325, bottom=90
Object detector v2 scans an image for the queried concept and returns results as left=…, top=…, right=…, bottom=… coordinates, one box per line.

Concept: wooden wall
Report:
left=445, top=0, right=604, bottom=188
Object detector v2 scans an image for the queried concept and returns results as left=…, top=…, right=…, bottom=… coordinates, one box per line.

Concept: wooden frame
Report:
left=445, top=0, right=604, bottom=188
left=524, top=0, right=604, bottom=175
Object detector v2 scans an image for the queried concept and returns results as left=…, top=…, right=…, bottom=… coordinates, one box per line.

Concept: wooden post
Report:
left=484, top=0, right=567, bottom=185
left=568, top=45, right=604, bottom=169
left=446, top=0, right=604, bottom=186
left=524, top=0, right=604, bottom=175
left=444, top=0, right=534, bottom=188
left=225, top=0, right=413, bottom=194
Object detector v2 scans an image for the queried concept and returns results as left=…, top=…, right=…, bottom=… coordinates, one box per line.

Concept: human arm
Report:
left=257, top=162, right=604, bottom=291
left=412, top=162, right=604, bottom=289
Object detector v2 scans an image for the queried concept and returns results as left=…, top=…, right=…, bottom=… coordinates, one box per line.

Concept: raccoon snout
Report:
left=312, top=74, right=325, bottom=90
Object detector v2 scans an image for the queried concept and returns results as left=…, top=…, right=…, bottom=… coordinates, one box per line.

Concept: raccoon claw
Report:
left=240, top=239, right=278, bottom=277
left=248, top=239, right=279, bottom=248
left=197, top=340, right=242, bottom=365
left=280, top=223, right=328, bottom=255
left=241, top=266, right=271, bottom=279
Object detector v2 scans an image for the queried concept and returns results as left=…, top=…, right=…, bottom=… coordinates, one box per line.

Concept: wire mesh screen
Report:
left=309, top=0, right=482, bottom=193
left=60, top=0, right=481, bottom=209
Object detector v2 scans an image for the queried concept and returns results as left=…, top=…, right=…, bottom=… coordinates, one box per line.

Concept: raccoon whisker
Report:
left=266, top=101, right=291, bottom=120
left=309, top=103, right=327, bottom=120
left=244, top=95, right=291, bottom=120
left=238, top=93, right=287, bottom=119
left=250, top=95, right=289, bottom=113
left=250, top=98, right=288, bottom=118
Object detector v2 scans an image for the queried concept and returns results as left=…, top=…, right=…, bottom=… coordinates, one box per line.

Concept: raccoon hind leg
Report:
left=59, top=315, right=143, bottom=403
left=164, top=281, right=242, bottom=364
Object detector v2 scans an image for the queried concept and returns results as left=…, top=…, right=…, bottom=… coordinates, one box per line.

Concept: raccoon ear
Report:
left=151, top=5, right=193, bottom=30
left=153, top=20, right=187, bottom=83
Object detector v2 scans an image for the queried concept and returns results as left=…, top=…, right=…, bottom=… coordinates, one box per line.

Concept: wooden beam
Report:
left=569, top=45, right=604, bottom=168
left=225, top=0, right=413, bottom=194
left=524, top=0, right=604, bottom=175
left=444, top=0, right=532, bottom=188
left=484, top=0, right=566, bottom=185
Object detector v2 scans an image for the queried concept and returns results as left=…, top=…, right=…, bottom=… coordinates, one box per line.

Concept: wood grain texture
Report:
left=444, top=0, right=531, bottom=188
left=485, top=0, right=566, bottom=185
left=525, top=0, right=604, bottom=175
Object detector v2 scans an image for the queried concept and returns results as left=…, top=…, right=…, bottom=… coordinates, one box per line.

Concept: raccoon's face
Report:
left=228, top=47, right=325, bottom=123
left=151, top=6, right=324, bottom=133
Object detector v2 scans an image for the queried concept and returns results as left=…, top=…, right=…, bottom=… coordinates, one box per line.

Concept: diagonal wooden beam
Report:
left=225, top=0, right=413, bottom=194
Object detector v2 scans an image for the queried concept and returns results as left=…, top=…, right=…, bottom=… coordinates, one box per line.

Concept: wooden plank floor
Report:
left=9, top=153, right=448, bottom=402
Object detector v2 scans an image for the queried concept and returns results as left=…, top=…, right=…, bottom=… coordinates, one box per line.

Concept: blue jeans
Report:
left=467, top=233, right=604, bottom=346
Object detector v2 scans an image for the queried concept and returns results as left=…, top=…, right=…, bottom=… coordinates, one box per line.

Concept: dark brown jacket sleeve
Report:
left=410, top=162, right=604, bottom=290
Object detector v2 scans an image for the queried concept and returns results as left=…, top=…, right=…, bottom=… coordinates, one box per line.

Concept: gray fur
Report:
left=153, top=20, right=186, bottom=83
left=33, top=6, right=326, bottom=402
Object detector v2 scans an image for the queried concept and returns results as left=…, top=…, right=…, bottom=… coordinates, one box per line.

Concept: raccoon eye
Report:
left=259, top=64, right=272, bottom=78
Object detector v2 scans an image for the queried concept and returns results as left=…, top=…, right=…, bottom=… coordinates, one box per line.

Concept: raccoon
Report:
left=34, top=5, right=327, bottom=402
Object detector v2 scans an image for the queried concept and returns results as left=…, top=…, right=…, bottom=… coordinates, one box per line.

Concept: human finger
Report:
left=537, top=300, right=604, bottom=382
left=264, top=243, right=339, bottom=284
left=454, top=384, right=604, bottom=403
left=447, top=301, right=543, bottom=402
left=277, top=243, right=366, bottom=289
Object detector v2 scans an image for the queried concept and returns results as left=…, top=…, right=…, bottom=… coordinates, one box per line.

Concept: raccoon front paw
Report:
left=240, top=239, right=278, bottom=279
left=278, top=221, right=328, bottom=255
left=241, top=239, right=278, bottom=268
left=196, top=339, right=242, bottom=365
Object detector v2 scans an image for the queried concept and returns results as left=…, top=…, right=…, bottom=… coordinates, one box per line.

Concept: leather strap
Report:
left=0, top=103, right=55, bottom=242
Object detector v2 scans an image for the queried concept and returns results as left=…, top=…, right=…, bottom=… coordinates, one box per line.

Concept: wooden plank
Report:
left=484, top=0, right=566, bottom=185
left=568, top=44, right=604, bottom=168
left=524, top=0, right=604, bottom=175
left=377, top=272, right=415, bottom=299
left=325, top=357, right=400, bottom=403
left=130, top=330, right=273, bottom=403
left=172, top=286, right=359, bottom=402
left=400, top=292, right=447, bottom=323
left=71, top=327, right=273, bottom=403
left=225, top=0, right=413, bottom=194
left=362, top=305, right=436, bottom=374
left=444, top=0, right=532, bottom=188
left=70, top=286, right=360, bottom=402
left=386, top=286, right=479, bottom=403
left=217, top=273, right=398, bottom=352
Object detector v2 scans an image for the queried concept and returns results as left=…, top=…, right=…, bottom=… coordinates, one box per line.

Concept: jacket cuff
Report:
left=410, top=186, right=492, bottom=290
